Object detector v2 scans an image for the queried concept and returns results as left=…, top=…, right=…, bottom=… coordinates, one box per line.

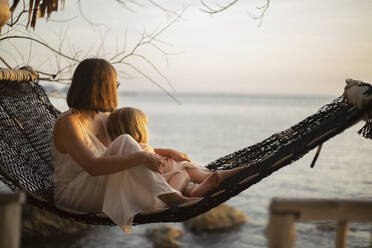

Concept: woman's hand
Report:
left=143, top=151, right=165, bottom=173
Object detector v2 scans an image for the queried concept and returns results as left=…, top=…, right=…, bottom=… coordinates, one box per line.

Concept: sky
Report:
left=2, top=0, right=372, bottom=95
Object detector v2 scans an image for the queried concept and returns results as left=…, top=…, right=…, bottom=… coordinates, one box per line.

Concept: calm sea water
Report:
left=3, top=91, right=372, bottom=247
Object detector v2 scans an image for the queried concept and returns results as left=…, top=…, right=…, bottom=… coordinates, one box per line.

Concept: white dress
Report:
left=53, top=112, right=176, bottom=233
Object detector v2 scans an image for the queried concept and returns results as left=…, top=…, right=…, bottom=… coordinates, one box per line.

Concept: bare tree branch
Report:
left=77, top=0, right=108, bottom=29
left=7, top=10, right=28, bottom=28
left=2, top=0, right=186, bottom=103
left=200, top=0, right=270, bottom=27
left=0, top=36, right=80, bottom=62
left=0, top=48, right=18, bottom=67
left=122, top=62, right=180, bottom=104
left=46, top=16, right=79, bottom=23
left=147, top=0, right=185, bottom=21
left=38, top=76, right=71, bottom=84
left=4, top=40, right=24, bottom=63
left=26, top=35, right=33, bottom=65
left=0, top=56, right=12, bottom=69
left=247, top=0, right=270, bottom=27
left=115, top=0, right=144, bottom=12
left=132, top=53, right=175, bottom=90
left=200, top=0, right=239, bottom=14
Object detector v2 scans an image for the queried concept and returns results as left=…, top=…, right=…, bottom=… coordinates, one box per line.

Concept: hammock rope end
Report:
left=344, top=79, right=372, bottom=139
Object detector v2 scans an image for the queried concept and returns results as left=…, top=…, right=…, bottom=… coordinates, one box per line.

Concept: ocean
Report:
left=2, top=91, right=372, bottom=247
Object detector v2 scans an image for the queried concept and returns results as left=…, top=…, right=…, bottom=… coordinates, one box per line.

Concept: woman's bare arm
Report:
left=53, top=114, right=164, bottom=176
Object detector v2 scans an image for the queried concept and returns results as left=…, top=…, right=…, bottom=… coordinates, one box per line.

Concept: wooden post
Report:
left=335, top=221, right=348, bottom=248
left=0, top=192, right=26, bottom=248
left=266, top=214, right=296, bottom=248
left=267, top=198, right=372, bottom=248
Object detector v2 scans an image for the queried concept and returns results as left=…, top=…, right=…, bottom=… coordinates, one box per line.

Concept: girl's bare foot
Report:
left=190, top=171, right=221, bottom=197
left=183, top=183, right=199, bottom=197
left=158, top=192, right=200, bottom=207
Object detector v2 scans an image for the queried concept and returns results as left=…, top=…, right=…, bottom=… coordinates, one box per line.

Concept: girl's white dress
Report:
left=53, top=112, right=176, bottom=233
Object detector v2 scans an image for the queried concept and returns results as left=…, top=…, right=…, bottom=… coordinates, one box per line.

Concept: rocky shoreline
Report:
left=22, top=203, right=91, bottom=239
left=21, top=203, right=249, bottom=248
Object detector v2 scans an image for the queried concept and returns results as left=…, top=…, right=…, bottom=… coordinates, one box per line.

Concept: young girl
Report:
left=106, top=107, right=248, bottom=197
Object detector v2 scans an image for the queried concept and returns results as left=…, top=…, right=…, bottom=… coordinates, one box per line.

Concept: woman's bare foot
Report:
left=189, top=171, right=221, bottom=197
left=158, top=192, right=200, bottom=207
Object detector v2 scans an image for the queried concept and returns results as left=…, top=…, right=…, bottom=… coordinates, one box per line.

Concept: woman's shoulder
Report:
left=57, top=109, right=79, bottom=122
left=55, top=110, right=81, bottom=132
left=98, top=111, right=110, bottom=121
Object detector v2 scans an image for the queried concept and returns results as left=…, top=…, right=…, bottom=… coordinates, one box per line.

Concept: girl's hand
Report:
left=143, top=151, right=165, bottom=173
left=167, top=149, right=191, bottom=162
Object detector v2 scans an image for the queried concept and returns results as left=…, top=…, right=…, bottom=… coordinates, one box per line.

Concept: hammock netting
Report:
left=0, top=68, right=370, bottom=225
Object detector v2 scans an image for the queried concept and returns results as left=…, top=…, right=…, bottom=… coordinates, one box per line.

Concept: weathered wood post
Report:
left=266, top=214, right=296, bottom=248
left=266, top=199, right=297, bottom=248
left=335, top=221, right=348, bottom=248
left=0, top=192, right=26, bottom=248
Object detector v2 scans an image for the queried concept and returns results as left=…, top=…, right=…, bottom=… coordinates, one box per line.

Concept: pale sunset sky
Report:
left=2, top=0, right=372, bottom=95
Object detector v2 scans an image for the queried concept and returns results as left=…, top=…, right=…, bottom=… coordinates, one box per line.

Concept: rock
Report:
left=315, top=222, right=335, bottom=232
left=183, top=204, right=249, bottom=233
left=146, top=225, right=184, bottom=248
left=315, top=222, right=357, bottom=233
left=22, top=203, right=91, bottom=239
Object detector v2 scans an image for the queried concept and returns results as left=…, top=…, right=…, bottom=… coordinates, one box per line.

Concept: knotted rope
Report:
left=344, top=79, right=372, bottom=139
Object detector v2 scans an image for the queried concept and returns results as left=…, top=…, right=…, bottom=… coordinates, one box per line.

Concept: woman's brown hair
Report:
left=67, top=58, right=118, bottom=112
left=107, top=107, right=148, bottom=143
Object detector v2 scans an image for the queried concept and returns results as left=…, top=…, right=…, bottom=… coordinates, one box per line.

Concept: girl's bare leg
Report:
left=167, top=170, right=190, bottom=192
left=189, top=171, right=221, bottom=197
left=189, top=166, right=250, bottom=197
left=162, top=171, right=180, bottom=182
left=158, top=170, right=200, bottom=207
left=218, top=166, right=248, bottom=181
left=185, top=167, right=211, bottom=183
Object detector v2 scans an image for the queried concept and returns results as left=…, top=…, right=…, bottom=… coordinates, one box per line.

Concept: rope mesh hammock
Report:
left=0, top=68, right=371, bottom=225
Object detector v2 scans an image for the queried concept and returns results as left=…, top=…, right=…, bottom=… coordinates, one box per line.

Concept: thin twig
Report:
left=123, top=62, right=180, bottom=104
left=47, top=16, right=79, bottom=23
left=247, top=0, right=270, bottom=27
left=115, top=0, right=143, bottom=12
left=0, top=48, right=18, bottom=66
left=0, top=56, right=12, bottom=69
left=5, top=40, right=24, bottom=62
left=132, top=54, right=175, bottom=90
left=0, top=36, right=80, bottom=62
left=200, top=0, right=239, bottom=14
left=147, top=0, right=182, bottom=21
left=39, top=77, right=71, bottom=83
left=7, top=10, right=28, bottom=28
left=77, top=0, right=107, bottom=29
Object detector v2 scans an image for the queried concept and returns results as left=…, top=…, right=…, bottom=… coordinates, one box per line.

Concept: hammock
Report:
left=0, top=68, right=371, bottom=226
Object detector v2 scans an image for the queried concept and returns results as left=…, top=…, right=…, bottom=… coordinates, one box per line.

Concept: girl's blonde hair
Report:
left=107, top=107, right=148, bottom=143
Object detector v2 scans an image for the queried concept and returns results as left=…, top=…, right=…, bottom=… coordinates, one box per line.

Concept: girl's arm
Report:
left=154, top=148, right=191, bottom=162
left=53, top=114, right=164, bottom=176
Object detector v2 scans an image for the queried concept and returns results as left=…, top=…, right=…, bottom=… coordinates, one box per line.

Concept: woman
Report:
left=53, top=58, right=198, bottom=233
